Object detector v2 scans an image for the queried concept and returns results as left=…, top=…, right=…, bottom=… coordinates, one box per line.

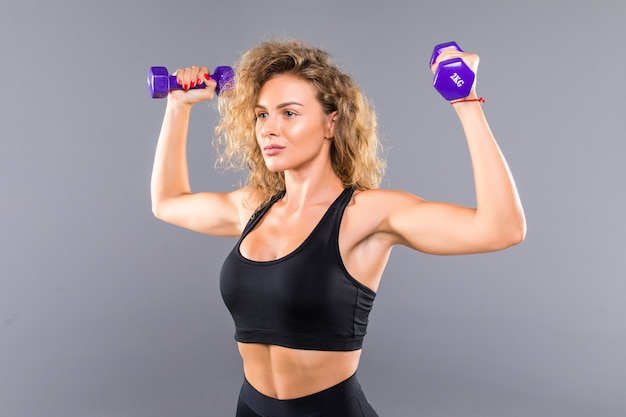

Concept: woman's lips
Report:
left=263, top=144, right=285, bottom=156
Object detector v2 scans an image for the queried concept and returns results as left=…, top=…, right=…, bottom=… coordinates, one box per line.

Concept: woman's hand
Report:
left=431, top=48, right=480, bottom=98
left=168, top=66, right=218, bottom=106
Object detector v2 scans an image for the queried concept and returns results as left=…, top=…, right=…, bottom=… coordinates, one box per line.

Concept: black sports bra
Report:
left=219, top=187, right=376, bottom=351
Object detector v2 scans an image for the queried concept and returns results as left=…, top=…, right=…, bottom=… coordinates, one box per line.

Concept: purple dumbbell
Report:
left=429, top=41, right=475, bottom=101
left=147, top=66, right=235, bottom=98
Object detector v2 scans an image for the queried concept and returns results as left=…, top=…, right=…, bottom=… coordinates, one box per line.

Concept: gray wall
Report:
left=1, top=1, right=625, bottom=416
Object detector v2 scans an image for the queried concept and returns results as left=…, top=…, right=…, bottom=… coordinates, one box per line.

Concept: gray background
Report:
left=1, top=0, right=625, bottom=416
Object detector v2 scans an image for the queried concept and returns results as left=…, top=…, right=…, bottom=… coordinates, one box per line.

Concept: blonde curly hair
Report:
left=214, top=39, right=385, bottom=205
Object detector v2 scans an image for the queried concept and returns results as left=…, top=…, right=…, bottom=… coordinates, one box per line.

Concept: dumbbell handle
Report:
left=147, top=66, right=235, bottom=99
left=429, top=41, right=464, bottom=67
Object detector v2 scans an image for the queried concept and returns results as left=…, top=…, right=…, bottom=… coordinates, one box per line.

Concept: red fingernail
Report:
left=190, top=81, right=196, bottom=88
left=204, top=74, right=211, bottom=80
left=177, top=79, right=182, bottom=86
left=197, top=78, right=202, bottom=85
left=183, top=84, right=188, bottom=90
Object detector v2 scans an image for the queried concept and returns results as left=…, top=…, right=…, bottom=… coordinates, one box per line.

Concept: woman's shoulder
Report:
left=352, top=188, right=425, bottom=207
left=346, top=188, right=426, bottom=230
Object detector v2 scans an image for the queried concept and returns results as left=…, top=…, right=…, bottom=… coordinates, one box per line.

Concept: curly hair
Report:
left=214, top=39, right=385, bottom=205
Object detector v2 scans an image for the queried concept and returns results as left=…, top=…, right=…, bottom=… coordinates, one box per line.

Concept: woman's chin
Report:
left=264, top=163, right=285, bottom=173
left=263, top=159, right=287, bottom=173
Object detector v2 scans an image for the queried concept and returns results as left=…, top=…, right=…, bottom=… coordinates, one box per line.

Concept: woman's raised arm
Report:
left=150, top=66, right=252, bottom=237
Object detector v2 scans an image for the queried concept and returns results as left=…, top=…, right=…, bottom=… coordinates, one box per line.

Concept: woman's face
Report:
left=255, top=73, right=335, bottom=174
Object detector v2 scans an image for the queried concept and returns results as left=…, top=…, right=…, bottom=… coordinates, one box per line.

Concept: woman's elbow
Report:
left=508, top=222, right=527, bottom=246
left=496, top=216, right=527, bottom=249
left=151, top=200, right=169, bottom=221
left=151, top=205, right=161, bottom=219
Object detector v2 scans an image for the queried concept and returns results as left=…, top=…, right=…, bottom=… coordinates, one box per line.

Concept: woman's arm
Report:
left=150, top=66, right=250, bottom=237
left=378, top=50, right=526, bottom=255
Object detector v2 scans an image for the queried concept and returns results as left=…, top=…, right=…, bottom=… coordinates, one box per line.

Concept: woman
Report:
left=151, top=39, right=526, bottom=417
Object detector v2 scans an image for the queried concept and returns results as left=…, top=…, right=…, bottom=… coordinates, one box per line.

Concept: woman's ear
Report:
left=325, top=111, right=338, bottom=139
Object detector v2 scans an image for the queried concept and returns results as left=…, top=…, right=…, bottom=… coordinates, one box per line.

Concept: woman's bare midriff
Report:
left=238, top=342, right=362, bottom=399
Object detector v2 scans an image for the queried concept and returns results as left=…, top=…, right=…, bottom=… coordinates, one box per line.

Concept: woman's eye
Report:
left=256, top=112, right=268, bottom=120
left=284, top=110, right=296, bottom=117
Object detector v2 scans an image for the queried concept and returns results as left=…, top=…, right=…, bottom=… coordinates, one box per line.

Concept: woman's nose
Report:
left=260, top=115, right=278, bottom=137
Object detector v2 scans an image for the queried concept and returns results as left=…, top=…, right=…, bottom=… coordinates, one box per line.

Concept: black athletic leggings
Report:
left=236, top=373, right=379, bottom=417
